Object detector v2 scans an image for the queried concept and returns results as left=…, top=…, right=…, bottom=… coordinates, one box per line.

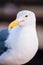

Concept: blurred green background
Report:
left=0, top=0, right=43, bottom=65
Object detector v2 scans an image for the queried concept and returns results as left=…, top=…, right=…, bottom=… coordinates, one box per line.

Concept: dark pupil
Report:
left=25, top=15, right=28, bottom=17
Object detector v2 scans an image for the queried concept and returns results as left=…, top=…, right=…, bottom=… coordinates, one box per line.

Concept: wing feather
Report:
left=0, top=27, right=9, bottom=55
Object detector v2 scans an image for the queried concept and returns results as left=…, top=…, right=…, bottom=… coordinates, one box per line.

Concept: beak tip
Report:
left=8, top=20, right=20, bottom=29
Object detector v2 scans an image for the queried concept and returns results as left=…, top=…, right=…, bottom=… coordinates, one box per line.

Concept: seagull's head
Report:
left=9, top=10, right=36, bottom=29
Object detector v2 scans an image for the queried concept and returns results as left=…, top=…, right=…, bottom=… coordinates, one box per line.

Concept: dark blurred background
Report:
left=0, top=0, right=43, bottom=65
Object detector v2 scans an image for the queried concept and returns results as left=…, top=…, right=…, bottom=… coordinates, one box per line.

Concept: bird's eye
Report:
left=25, top=15, right=28, bottom=17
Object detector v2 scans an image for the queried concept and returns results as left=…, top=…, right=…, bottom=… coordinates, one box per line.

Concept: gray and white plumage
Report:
left=0, top=28, right=9, bottom=55
left=0, top=10, right=38, bottom=65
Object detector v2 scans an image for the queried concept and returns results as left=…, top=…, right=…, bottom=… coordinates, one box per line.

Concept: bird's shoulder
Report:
left=0, top=27, right=9, bottom=55
left=0, top=27, right=9, bottom=41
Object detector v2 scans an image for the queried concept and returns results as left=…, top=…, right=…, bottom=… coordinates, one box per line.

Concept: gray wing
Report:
left=0, top=27, right=9, bottom=55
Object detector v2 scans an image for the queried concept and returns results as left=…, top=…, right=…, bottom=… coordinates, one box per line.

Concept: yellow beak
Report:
left=8, top=20, right=20, bottom=29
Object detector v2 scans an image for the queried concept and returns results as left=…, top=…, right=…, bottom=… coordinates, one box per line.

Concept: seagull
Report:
left=0, top=10, right=38, bottom=65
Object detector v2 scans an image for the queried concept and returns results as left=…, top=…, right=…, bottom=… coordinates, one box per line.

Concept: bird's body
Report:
left=0, top=10, right=38, bottom=65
